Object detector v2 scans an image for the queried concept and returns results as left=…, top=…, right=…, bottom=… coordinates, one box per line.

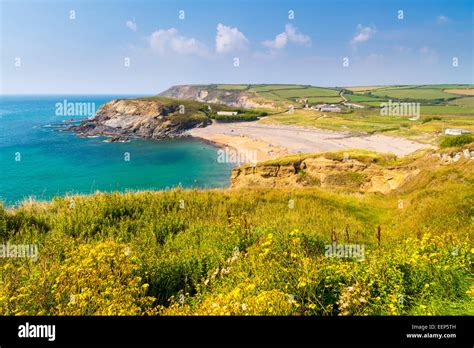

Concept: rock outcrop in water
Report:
left=67, top=98, right=211, bottom=139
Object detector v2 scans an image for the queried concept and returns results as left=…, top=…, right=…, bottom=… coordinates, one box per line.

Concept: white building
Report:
left=314, top=104, right=341, bottom=112
left=444, top=128, right=472, bottom=136
left=217, top=111, right=238, bottom=116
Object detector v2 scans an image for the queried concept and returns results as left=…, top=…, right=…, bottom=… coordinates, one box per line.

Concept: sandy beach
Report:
left=187, top=121, right=434, bottom=163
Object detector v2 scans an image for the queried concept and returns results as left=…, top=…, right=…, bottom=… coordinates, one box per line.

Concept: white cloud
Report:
left=263, top=32, right=288, bottom=49
left=285, top=24, right=311, bottom=45
left=215, top=24, right=248, bottom=54
left=351, top=24, right=376, bottom=44
left=148, top=28, right=208, bottom=56
left=262, top=24, right=311, bottom=50
left=437, top=15, right=449, bottom=24
left=126, top=19, right=137, bottom=32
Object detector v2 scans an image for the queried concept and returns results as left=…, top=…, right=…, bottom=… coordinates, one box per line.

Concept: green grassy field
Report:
left=177, top=83, right=472, bottom=109
left=231, top=84, right=473, bottom=143
left=249, top=84, right=310, bottom=92
left=215, top=84, right=250, bottom=90
left=449, top=97, right=474, bottom=107
left=138, top=96, right=270, bottom=122
left=344, top=86, right=387, bottom=93
left=272, top=87, right=341, bottom=98
left=421, top=105, right=474, bottom=115
left=259, top=109, right=474, bottom=143
left=246, top=85, right=342, bottom=105
left=260, top=109, right=415, bottom=134
left=416, top=84, right=473, bottom=89
left=306, top=96, right=343, bottom=103
left=1, top=148, right=472, bottom=316
left=369, top=88, right=460, bottom=100
left=345, top=94, right=387, bottom=102
left=156, top=83, right=473, bottom=143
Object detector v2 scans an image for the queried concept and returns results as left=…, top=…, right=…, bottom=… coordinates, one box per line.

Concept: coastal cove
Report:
left=0, top=95, right=233, bottom=205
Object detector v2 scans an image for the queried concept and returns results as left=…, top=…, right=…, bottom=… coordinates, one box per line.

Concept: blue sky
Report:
left=1, top=0, right=472, bottom=94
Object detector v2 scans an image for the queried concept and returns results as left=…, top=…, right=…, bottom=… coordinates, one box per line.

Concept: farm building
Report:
left=312, top=104, right=342, bottom=112
left=444, top=128, right=472, bottom=136
left=217, top=111, right=238, bottom=116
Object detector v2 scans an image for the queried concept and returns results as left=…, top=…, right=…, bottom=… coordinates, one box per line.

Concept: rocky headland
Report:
left=66, top=98, right=211, bottom=139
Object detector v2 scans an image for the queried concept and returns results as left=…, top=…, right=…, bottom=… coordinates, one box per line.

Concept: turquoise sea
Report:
left=0, top=95, right=233, bottom=205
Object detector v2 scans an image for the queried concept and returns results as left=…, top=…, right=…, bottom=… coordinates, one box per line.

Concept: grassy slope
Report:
left=1, top=148, right=472, bottom=316
left=138, top=96, right=268, bottom=122
left=243, top=149, right=398, bottom=167
left=248, top=84, right=473, bottom=143
left=152, top=84, right=473, bottom=142
left=370, top=88, right=460, bottom=100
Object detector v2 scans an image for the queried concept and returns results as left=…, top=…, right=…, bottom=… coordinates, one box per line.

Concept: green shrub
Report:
left=440, top=134, right=473, bottom=148
left=421, top=116, right=442, bottom=124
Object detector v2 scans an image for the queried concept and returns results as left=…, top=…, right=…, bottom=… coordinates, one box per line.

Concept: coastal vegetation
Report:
left=259, top=107, right=474, bottom=142
left=139, top=96, right=244, bottom=117
left=159, top=84, right=474, bottom=144
left=209, top=110, right=268, bottom=122
left=1, top=146, right=472, bottom=316
left=440, top=134, right=474, bottom=148
left=2, top=84, right=472, bottom=316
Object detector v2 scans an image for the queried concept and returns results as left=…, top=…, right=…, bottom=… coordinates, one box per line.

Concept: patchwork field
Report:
left=159, top=84, right=473, bottom=144
left=369, top=88, right=460, bottom=100
left=215, top=84, right=250, bottom=90
left=344, top=86, right=387, bottom=93
left=246, top=84, right=473, bottom=144
left=248, top=85, right=342, bottom=104
left=448, top=89, right=474, bottom=96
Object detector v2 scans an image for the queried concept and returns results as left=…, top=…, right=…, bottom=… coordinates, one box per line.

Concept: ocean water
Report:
left=0, top=95, right=233, bottom=205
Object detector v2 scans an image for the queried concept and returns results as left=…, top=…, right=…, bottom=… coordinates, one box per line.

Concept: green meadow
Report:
left=243, top=84, right=474, bottom=143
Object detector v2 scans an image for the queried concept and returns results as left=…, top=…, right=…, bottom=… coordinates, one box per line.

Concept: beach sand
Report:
left=187, top=121, right=434, bottom=163
left=188, top=129, right=288, bottom=163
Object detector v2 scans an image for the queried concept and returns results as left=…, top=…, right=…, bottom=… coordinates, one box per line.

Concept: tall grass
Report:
left=0, top=156, right=472, bottom=316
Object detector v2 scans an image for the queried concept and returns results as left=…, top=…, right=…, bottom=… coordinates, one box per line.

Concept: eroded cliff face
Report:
left=231, top=147, right=474, bottom=193
left=67, top=99, right=210, bottom=139
left=231, top=156, right=420, bottom=194
left=159, top=85, right=275, bottom=109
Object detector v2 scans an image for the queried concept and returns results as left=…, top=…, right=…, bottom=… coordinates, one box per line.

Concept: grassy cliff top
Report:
left=243, top=149, right=399, bottom=167
left=1, top=145, right=472, bottom=316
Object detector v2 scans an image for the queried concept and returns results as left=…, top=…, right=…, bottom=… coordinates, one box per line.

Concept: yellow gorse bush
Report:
left=0, top=240, right=156, bottom=315
left=51, top=240, right=156, bottom=315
